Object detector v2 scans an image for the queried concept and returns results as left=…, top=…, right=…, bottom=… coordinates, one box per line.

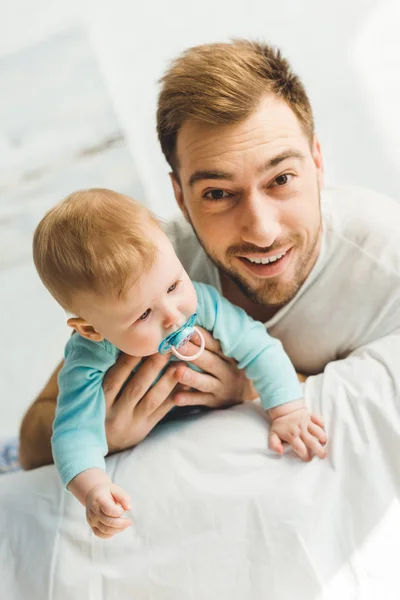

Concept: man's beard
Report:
left=186, top=201, right=322, bottom=308
left=222, top=232, right=320, bottom=307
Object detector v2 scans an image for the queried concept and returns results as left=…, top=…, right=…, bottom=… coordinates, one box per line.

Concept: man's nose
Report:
left=239, top=192, right=281, bottom=248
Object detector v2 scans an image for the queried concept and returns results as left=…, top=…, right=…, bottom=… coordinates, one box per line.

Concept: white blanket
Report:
left=2, top=394, right=400, bottom=600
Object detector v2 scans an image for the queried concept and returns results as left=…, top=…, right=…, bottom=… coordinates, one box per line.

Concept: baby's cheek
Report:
left=192, top=293, right=198, bottom=314
left=136, top=331, right=163, bottom=356
left=187, top=284, right=198, bottom=314
left=117, top=332, right=153, bottom=357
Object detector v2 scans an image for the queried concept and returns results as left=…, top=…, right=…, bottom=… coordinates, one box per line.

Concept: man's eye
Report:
left=167, top=281, right=179, bottom=293
left=139, top=308, right=151, bottom=321
left=272, top=173, right=293, bottom=187
left=203, top=189, right=231, bottom=200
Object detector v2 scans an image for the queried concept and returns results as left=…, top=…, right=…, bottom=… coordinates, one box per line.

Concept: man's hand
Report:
left=171, top=327, right=258, bottom=408
left=103, top=352, right=179, bottom=453
left=20, top=331, right=253, bottom=470
left=103, top=328, right=256, bottom=450
left=268, top=399, right=327, bottom=461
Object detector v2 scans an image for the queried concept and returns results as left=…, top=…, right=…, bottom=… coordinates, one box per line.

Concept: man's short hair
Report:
left=33, top=189, right=158, bottom=313
left=157, top=39, right=314, bottom=172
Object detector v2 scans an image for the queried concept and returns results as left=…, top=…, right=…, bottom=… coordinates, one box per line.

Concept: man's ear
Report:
left=67, top=317, right=104, bottom=342
left=312, top=135, right=324, bottom=189
left=169, top=172, right=189, bottom=222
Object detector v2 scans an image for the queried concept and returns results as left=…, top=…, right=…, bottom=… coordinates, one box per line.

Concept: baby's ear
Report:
left=67, top=317, right=104, bottom=342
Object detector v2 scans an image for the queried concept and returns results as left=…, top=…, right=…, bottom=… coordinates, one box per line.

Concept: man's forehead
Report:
left=175, top=94, right=307, bottom=176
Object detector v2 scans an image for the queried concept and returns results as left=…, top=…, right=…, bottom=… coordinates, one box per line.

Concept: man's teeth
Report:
left=246, top=251, right=286, bottom=265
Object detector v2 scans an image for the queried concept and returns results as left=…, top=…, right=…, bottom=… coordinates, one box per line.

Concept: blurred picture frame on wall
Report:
left=0, top=27, right=146, bottom=268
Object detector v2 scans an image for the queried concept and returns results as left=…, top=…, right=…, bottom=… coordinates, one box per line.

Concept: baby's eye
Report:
left=167, top=281, right=179, bottom=293
left=139, top=308, right=151, bottom=321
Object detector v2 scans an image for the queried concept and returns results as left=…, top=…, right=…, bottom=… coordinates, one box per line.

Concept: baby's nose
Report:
left=163, top=308, right=181, bottom=329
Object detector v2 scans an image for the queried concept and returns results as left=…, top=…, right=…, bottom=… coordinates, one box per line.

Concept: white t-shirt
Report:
left=165, top=185, right=400, bottom=413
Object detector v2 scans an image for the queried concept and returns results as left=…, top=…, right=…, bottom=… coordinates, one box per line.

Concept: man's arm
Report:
left=19, top=361, right=62, bottom=470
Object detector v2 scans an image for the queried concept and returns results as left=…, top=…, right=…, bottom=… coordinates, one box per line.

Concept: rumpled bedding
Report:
left=1, top=390, right=400, bottom=600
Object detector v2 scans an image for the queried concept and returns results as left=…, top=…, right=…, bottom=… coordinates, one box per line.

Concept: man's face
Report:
left=171, top=93, right=324, bottom=308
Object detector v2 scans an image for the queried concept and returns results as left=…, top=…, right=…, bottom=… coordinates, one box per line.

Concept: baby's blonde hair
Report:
left=33, top=188, right=158, bottom=313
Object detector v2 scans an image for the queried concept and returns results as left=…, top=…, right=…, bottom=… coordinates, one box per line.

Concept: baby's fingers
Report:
left=96, top=515, right=133, bottom=537
left=269, top=431, right=284, bottom=455
left=98, top=514, right=133, bottom=529
left=110, top=484, right=132, bottom=512
left=92, top=526, right=114, bottom=539
left=302, top=431, right=327, bottom=459
left=98, top=494, right=124, bottom=518
left=291, top=436, right=310, bottom=461
left=310, top=413, right=325, bottom=429
left=308, top=421, right=328, bottom=445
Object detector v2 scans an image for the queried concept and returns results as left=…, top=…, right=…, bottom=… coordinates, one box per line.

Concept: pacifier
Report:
left=158, top=313, right=205, bottom=361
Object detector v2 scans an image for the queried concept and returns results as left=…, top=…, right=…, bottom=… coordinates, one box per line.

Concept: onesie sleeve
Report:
left=52, top=334, right=117, bottom=487
left=193, top=282, right=302, bottom=410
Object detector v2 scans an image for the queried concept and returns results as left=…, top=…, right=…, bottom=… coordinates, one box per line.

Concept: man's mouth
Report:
left=237, top=248, right=292, bottom=278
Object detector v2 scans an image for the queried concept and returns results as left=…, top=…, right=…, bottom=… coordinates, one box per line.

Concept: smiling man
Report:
left=168, top=93, right=323, bottom=322
left=19, top=40, right=400, bottom=469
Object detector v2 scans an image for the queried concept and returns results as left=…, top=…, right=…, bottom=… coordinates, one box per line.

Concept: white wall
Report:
left=2, top=0, right=400, bottom=218
left=1, top=0, right=399, bottom=434
left=90, top=0, right=400, bottom=217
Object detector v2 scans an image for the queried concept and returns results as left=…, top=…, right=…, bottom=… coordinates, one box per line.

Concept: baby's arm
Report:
left=68, top=468, right=132, bottom=539
left=193, top=282, right=327, bottom=460
left=54, top=335, right=132, bottom=537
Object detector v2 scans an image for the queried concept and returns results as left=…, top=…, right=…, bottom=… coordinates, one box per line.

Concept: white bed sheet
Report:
left=1, top=392, right=400, bottom=599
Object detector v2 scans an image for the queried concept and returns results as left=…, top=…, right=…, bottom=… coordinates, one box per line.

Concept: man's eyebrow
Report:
left=189, top=170, right=234, bottom=187
left=257, top=150, right=305, bottom=173
left=188, top=150, right=305, bottom=187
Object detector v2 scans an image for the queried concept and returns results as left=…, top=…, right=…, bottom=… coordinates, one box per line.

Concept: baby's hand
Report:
left=86, top=482, right=133, bottom=539
left=268, top=399, right=327, bottom=461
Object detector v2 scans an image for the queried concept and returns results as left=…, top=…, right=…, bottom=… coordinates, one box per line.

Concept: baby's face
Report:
left=79, top=229, right=198, bottom=356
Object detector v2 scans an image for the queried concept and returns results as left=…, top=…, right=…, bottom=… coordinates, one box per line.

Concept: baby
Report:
left=33, top=189, right=327, bottom=539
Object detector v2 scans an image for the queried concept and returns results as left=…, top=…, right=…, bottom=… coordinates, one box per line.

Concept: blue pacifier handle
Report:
left=158, top=313, right=205, bottom=361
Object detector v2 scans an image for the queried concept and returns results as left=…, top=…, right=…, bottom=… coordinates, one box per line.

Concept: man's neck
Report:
left=220, top=272, right=281, bottom=323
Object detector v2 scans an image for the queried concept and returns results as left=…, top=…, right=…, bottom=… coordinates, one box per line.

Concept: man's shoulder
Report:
left=324, top=185, right=400, bottom=270
left=161, top=215, right=218, bottom=285
left=161, top=214, right=198, bottom=253
left=324, top=184, right=400, bottom=230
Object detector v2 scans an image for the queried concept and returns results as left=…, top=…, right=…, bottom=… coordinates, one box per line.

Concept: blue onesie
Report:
left=53, top=282, right=302, bottom=486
